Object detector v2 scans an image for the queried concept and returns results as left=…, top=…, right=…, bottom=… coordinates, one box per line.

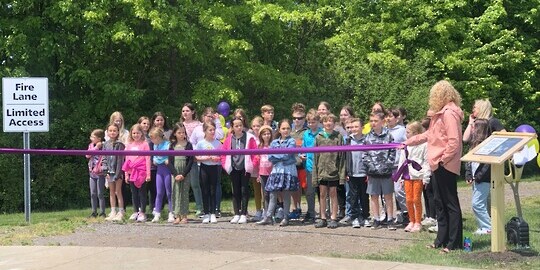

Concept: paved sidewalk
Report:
left=0, top=246, right=471, bottom=270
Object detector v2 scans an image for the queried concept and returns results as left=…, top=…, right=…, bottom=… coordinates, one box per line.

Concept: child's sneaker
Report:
left=230, top=215, right=240, bottom=223
left=314, top=219, right=327, bottom=228
left=129, top=213, right=138, bottom=221
left=387, top=219, right=397, bottom=231
left=167, top=212, right=175, bottom=223
left=421, top=217, right=437, bottom=227
left=428, top=224, right=438, bottom=233
left=112, top=211, right=124, bottom=222
left=253, top=210, right=263, bottom=221
left=151, top=213, right=161, bottom=223
left=352, top=218, right=361, bottom=228
left=104, top=210, right=117, bottom=221
left=202, top=214, right=210, bottom=224
left=404, top=222, right=414, bottom=232
left=238, top=215, right=247, bottom=224
left=137, top=213, right=146, bottom=222
left=210, top=214, right=217, bottom=224
left=371, top=220, right=381, bottom=230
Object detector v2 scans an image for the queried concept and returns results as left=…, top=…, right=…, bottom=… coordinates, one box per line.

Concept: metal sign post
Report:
left=23, top=132, right=31, bottom=222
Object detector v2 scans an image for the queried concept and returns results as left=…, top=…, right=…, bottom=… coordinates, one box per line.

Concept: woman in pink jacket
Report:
left=405, top=80, right=464, bottom=253
left=221, top=117, right=259, bottom=224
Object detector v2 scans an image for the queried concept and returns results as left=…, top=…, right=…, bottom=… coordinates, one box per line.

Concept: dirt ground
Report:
left=33, top=181, right=540, bottom=260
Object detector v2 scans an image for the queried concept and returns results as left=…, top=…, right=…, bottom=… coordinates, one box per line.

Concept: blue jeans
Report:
left=472, top=181, right=491, bottom=230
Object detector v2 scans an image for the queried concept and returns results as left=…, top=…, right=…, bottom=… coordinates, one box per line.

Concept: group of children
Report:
left=86, top=100, right=495, bottom=236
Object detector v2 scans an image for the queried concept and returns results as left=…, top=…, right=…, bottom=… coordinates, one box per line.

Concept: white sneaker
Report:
left=210, top=214, right=217, bottom=224
left=364, top=219, right=371, bottom=227
left=202, top=214, right=210, bottom=224
left=238, top=215, right=247, bottom=224
left=104, top=210, right=117, bottom=221
left=112, top=211, right=124, bottom=222
left=167, top=212, right=175, bottom=223
left=352, top=218, right=361, bottom=228
left=230, top=215, right=240, bottom=223
left=421, top=217, right=437, bottom=227
left=152, top=213, right=161, bottom=223
left=129, top=213, right=138, bottom=221
left=137, top=213, right=146, bottom=222
left=428, top=224, right=438, bottom=233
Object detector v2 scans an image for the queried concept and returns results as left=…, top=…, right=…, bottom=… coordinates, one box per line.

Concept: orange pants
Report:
left=404, top=179, right=423, bottom=224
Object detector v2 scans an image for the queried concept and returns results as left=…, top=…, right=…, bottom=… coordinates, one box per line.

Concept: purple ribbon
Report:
left=392, top=147, right=422, bottom=182
left=0, top=143, right=401, bottom=156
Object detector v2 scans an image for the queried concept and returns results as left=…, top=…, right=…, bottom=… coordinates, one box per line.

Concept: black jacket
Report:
left=465, top=162, right=490, bottom=183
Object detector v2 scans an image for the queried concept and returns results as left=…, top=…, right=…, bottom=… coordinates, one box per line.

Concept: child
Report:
left=249, top=116, right=264, bottom=221
left=105, top=111, right=129, bottom=144
left=122, top=124, right=151, bottom=222
left=261, top=104, right=278, bottom=132
left=86, top=129, right=106, bottom=218
left=102, top=124, right=126, bottom=221
left=221, top=117, right=258, bottom=224
left=290, top=103, right=308, bottom=220
left=137, top=116, right=151, bottom=140
left=363, top=112, right=397, bottom=230
left=398, top=121, right=430, bottom=232
left=264, top=120, right=299, bottom=226
left=345, top=118, right=370, bottom=228
left=313, top=114, right=346, bottom=229
left=386, top=108, right=408, bottom=225
left=420, top=115, right=437, bottom=230
left=150, top=127, right=173, bottom=223
left=168, top=123, right=194, bottom=224
left=465, top=118, right=492, bottom=235
left=195, top=121, right=222, bottom=224
left=255, top=125, right=274, bottom=225
left=148, top=112, right=171, bottom=218
left=301, top=109, right=322, bottom=223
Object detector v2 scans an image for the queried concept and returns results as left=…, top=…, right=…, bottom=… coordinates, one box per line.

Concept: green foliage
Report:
left=1, top=0, right=539, bottom=212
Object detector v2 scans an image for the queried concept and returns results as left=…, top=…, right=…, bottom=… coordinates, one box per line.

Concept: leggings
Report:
left=189, top=164, right=203, bottom=212
left=130, top=181, right=148, bottom=213
left=266, top=190, right=291, bottom=220
left=230, top=169, right=251, bottom=215
left=260, top=175, right=270, bottom=217
left=404, top=179, right=423, bottom=223
left=154, top=164, right=172, bottom=213
left=200, top=164, right=220, bottom=215
left=89, top=176, right=106, bottom=214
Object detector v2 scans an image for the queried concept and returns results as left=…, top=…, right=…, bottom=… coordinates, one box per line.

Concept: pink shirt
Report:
left=405, top=102, right=463, bottom=175
left=124, top=141, right=151, bottom=179
left=258, top=146, right=273, bottom=176
left=183, top=120, right=201, bottom=138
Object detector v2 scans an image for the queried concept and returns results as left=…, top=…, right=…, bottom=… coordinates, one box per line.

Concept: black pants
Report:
left=130, top=181, right=147, bottom=213
left=432, top=166, right=463, bottom=250
left=148, top=169, right=157, bottom=212
left=348, top=176, right=369, bottom=220
left=337, top=184, right=346, bottom=215
left=200, top=164, right=220, bottom=215
left=423, top=177, right=436, bottom=219
left=230, top=168, right=251, bottom=215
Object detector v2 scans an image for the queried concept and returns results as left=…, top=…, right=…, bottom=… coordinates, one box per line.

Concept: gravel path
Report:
left=33, top=181, right=540, bottom=257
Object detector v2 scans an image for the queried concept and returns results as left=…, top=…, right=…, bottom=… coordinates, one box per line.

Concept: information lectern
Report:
left=461, top=131, right=537, bottom=252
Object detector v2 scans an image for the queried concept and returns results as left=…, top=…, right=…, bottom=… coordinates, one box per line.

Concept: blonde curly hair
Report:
left=428, top=80, right=462, bottom=112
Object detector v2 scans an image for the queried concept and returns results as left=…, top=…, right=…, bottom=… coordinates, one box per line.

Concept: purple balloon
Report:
left=217, top=101, right=230, bottom=117
left=515, top=124, right=536, bottom=134
left=225, top=121, right=231, bottom=129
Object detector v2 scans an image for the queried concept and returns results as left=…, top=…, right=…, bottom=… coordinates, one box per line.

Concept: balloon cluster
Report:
left=513, top=124, right=539, bottom=168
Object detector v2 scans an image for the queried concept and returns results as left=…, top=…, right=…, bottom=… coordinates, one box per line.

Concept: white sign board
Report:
left=2, top=77, right=49, bottom=132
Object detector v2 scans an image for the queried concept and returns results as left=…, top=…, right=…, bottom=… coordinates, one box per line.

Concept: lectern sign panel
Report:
left=462, top=132, right=536, bottom=164
left=474, top=138, right=522, bottom=157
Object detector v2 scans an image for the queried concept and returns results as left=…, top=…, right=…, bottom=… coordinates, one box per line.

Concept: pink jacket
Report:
left=122, top=158, right=146, bottom=188
left=405, top=102, right=464, bottom=175
left=221, top=132, right=259, bottom=174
